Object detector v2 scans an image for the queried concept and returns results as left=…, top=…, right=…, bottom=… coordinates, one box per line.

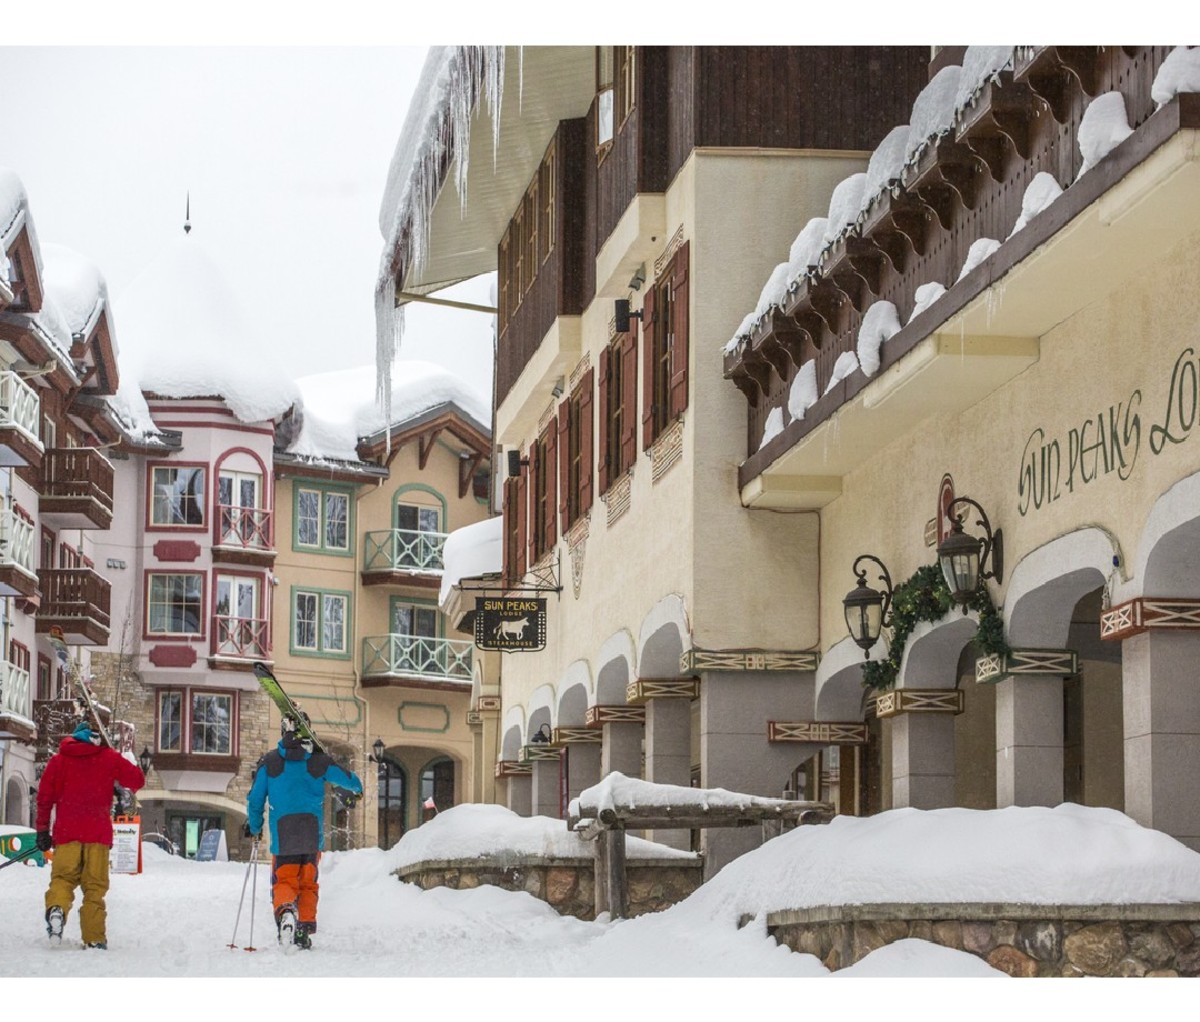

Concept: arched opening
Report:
left=1065, top=588, right=1124, bottom=808
left=420, top=756, right=454, bottom=822
left=813, top=637, right=884, bottom=816
left=377, top=757, right=407, bottom=849
left=5, top=777, right=27, bottom=826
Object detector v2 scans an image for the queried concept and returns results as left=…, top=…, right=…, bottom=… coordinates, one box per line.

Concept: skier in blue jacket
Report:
left=246, top=714, right=362, bottom=949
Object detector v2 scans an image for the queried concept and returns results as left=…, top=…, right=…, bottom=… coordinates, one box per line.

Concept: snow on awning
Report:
left=439, top=515, right=503, bottom=608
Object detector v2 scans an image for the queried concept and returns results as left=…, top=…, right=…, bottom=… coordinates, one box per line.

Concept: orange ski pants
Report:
left=271, top=853, right=320, bottom=928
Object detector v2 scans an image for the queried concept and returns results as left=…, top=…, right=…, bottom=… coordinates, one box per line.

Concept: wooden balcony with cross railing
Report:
left=360, top=634, right=473, bottom=690
left=38, top=447, right=115, bottom=530
left=211, top=615, right=269, bottom=666
left=0, top=503, right=38, bottom=600
left=0, top=658, right=34, bottom=743
left=33, top=696, right=113, bottom=762
left=0, top=369, right=43, bottom=469
left=362, top=529, right=448, bottom=589
left=35, top=567, right=111, bottom=645
left=213, top=504, right=275, bottom=567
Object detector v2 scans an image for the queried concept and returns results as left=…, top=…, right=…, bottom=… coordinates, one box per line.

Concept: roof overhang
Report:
left=392, top=46, right=595, bottom=302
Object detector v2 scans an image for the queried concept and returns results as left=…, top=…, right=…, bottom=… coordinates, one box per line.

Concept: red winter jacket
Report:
left=35, top=738, right=146, bottom=847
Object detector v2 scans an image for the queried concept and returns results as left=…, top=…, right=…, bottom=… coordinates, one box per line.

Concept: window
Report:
left=392, top=600, right=440, bottom=675
left=558, top=371, right=594, bottom=529
left=642, top=242, right=691, bottom=448
left=214, top=575, right=264, bottom=658
left=147, top=573, right=203, bottom=635
left=541, top=140, right=556, bottom=264
left=377, top=758, right=406, bottom=850
left=595, top=47, right=614, bottom=149
left=498, top=232, right=511, bottom=328
left=599, top=330, right=638, bottom=493
left=615, top=46, right=636, bottom=127
left=293, top=589, right=349, bottom=656
left=525, top=179, right=539, bottom=293
left=295, top=485, right=351, bottom=554
left=420, top=757, right=455, bottom=819
left=528, top=420, right=557, bottom=563
left=512, top=206, right=526, bottom=302
left=502, top=473, right=527, bottom=586
left=151, top=465, right=206, bottom=526
left=395, top=502, right=442, bottom=569
left=218, top=469, right=265, bottom=547
left=157, top=689, right=236, bottom=756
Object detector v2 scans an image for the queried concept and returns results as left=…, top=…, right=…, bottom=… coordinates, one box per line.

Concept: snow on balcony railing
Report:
left=217, top=505, right=273, bottom=550
left=0, top=504, right=36, bottom=576
left=0, top=658, right=31, bottom=719
left=361, top=634, right=472, bottom=683
left=0, top=370, right=43, bottom=448
left=363, top=529, right=448, bottom=573
left=213, top=616, right=269, bottom=659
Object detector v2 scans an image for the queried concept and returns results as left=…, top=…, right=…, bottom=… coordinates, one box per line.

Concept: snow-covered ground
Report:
left=2, top=804, right=1195, bottom=1014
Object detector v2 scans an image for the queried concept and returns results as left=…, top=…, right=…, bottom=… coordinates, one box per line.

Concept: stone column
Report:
left=562, top=737, right=602, bottom=805
left=504, top=771, right=532, bottom=817
left=978, top=649, right=1077, bottom=807
left=530, top=756, right=562, bottom=818
left=588, top=706, right=644, bottom=779
left=643, top=695, right=692, bottom=850
left=693, top=654, right=817, bottom=879
left=880, top=689, right=963, bottom=809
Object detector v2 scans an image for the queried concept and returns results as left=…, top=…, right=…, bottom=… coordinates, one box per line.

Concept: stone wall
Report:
left=766, top=903, right=1200, bottom=976
left=396, top=856, right=704, bottom=920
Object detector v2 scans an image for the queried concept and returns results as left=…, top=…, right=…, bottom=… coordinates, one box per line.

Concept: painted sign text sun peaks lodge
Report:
left=475, top=598, right=547, bottom=652
left=1018, top=345, right=1200, bottom=516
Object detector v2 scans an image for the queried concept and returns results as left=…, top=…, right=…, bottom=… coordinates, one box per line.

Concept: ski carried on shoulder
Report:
left=251, top=662, right=360, bottom=808
left=46, top=625, right=115, bottom=748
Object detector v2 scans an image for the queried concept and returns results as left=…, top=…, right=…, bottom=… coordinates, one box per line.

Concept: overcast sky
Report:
left=0, top=44, right=498, bottom=403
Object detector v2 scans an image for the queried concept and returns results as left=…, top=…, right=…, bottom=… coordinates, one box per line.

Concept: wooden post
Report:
left=603, top=824, right=628, bottom=920
left=594, top=829, right=610, bottom=918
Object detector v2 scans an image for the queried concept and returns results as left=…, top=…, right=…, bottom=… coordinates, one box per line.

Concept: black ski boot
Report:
left=276, top=903, right=298, bottom=952
left=294, top=921, right=314, bottom=950
left=45, top=906, right=64, bottom=942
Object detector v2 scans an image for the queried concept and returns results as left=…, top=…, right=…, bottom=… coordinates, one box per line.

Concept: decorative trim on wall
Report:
left=682, top=648, right=821, bottom=673
left=397, top=700, right=451, bottom=734
left=466, top=710, right=483, bottom=727
left=1100, top=597, right=1200, bottom=641
left=552, top=726, right=603, bottom=745
left=654, top=225, right=686, bottom=279
left=568, top=351, right=592, bottom=392
left=602, top=472, right=632, bottom=527
left=874, top=689, right=965, bottom=718
left=495, top=760, right=532, bottom=778
left=517, top=744, right=563, bottom=765
left=567, top=516, right=588, bottom=599
left=148, top=644, right=197, bottom=668
left=650, top=418, right=684, bottom=483
left=153, top=540, right=202, bottom=562
left=475, top=695, right=502, bottom=712
left=625, top=677, right=700, bottom=704
left=767, top=721, right=869, bottom=745
left=975, top=648, right=1079, bottom=684
left=585, top=704, right=646, bottom=727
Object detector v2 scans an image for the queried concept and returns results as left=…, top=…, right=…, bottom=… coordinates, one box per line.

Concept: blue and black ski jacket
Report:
left=246, top=736, right=363, bottom=855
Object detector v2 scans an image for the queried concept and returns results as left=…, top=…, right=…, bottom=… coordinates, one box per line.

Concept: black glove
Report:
left=35, top=831, right=52, bottom=852
left=241, top=822, right=260, bottom=840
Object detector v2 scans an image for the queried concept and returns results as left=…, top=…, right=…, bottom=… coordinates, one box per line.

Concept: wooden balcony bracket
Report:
left=1013, top=46, right=1099, bottom=123
left=458, top=451, right=484, bottom=499
left=417, top=427, right=444, bottom=470
left=805, top=277, right=846, bottom=336
left=957, top=73, right=1040, bottom=174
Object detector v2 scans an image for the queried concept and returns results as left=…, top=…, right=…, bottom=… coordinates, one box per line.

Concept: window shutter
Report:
left=557, top=401, right=570, bottom=522
left=501, top=477, right=515, bottom=585
left=515, top=460, right=528, bottom=580
left=579, top=369, right=594, bottom=513
left=541, top=420, right=558, bottom=552
left=597, top=345, right=611, bottom=494
left=620, top=330, right=638, bottom=472
left=669, top=241, right=690, bottom=419
left=527, top=442, right=539, bottom=567
left=641, top=284, right=657, bottom=449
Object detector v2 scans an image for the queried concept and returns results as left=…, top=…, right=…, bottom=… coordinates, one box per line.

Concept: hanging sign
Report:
left=475, top=598, right=547, bottom=651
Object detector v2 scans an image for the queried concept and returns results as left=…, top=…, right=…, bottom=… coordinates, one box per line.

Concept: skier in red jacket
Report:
left=35, top=722, right=145, bottom=948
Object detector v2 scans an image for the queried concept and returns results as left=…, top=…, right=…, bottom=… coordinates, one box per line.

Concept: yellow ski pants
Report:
left=45, top=841, right=110, bottom=944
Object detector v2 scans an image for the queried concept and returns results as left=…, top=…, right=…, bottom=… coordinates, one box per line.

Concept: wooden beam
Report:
left=418, top=427, right=444, bottom=470
left=396, top=291, right=498, bottom=315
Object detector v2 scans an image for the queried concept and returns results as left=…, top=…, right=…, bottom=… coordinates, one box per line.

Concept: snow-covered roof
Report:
left=289, top=361, right=490, bottom=462
left=114, top=231, right=299, bottom=426
left=41, top=243, right=111, bottom=342
left=438, top=515, right=503, bottom=607
left=0, top=166, right=28, bottom=256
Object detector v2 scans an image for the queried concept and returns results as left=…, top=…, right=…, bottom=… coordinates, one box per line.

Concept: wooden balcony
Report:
left=0, top=370, right=43, bottom=469
left=361, top=529, right=446, bottom=589
left=360, top=634, right=473, bottom=690
left=35, top=567, right=111, bottom=645
left=0, top=505, right=38, bottom=599
left=34, top=697, right=111, bottom=760
left=0, top=659, right=34, bottom=743
left=38, top=447, right=115, bottom=530
left=213, top=504, right=275, bottom=567
left=211, top=615, right=269, bottom=665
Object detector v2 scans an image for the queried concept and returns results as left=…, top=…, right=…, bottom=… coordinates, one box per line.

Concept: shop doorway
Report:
left=168, top=813, right=225, bottom=859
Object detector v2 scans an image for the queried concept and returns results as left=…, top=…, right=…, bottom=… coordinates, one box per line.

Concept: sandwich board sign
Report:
left=111, top=816, right=142, bottom=874
left=475, top=598, right=546, bottom=652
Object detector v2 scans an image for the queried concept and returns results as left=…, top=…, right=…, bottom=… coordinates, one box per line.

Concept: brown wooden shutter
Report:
left=620, top=329, right=637, bottom=473
left=669, top=241, right=690, bottom=419
left=597, top=345, right=611, bottom=494
left=579, top=369, right=594, bottom=513
left=557, top=401, right=570, bottom=524
left=541, top=420, right=558, bottom=551
left=641, top=283, right=657, bottom=450
left=502, top=476, right=516, bottom=586
left=515, top=463, right=528, bottom=580
left=527, top=442, right=539, bottom=567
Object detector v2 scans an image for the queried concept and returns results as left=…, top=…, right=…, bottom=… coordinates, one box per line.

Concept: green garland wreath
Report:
left=861, top=563, right=1010, bottom=692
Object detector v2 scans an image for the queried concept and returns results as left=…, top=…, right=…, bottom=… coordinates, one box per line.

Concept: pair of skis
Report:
left=252, top=662, right=360, bottom=809
left=46, top=626, right=114, bottom=748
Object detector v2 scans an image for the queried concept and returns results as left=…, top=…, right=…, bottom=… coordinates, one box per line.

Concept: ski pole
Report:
left=244, top=838, right=259, bottom=951
left=227, top=841, right=256, bottom=949
left=0, top=845, right=43, bottom=872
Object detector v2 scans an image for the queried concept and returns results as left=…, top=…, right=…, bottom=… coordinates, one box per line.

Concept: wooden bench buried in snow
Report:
left=568, top=773, right=834, bottom=919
